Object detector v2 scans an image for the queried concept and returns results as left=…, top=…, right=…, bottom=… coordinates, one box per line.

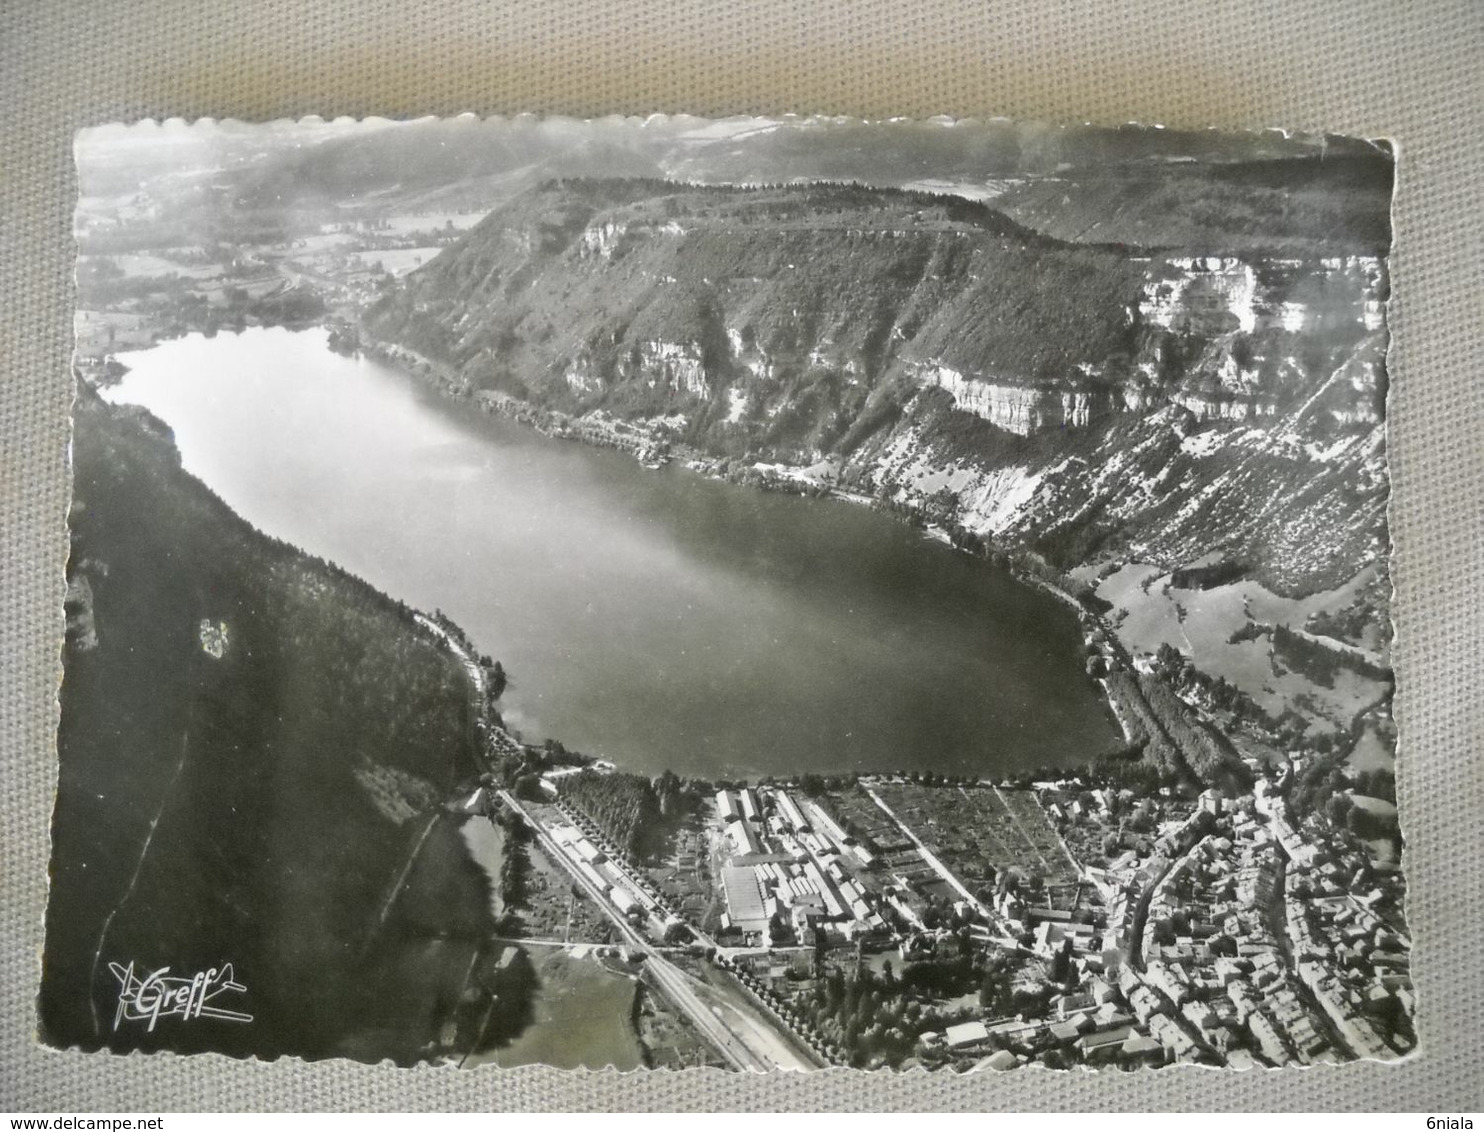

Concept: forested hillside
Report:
left=45, top=388, right=493, bottom=1062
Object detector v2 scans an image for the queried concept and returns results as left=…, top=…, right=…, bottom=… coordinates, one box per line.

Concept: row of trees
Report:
left=559, top=769, right=698, bottom=861
left=494, top=809, right=533, bottom=916
left=1139, top=667, right=1254, bottom=794
left=1096, top=646, right=1254, bottom=798
left=1272, top=623, right=1392, bottom=687
left=804, top=962, right=948, bottom=1068
left=796, top=942, right=1052, bottom=1068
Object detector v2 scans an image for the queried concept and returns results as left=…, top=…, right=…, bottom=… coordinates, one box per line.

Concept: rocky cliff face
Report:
left=366, top=178, right=1389, bottom=598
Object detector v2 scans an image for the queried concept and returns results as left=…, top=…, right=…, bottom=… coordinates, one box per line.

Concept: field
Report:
left=1094, top=561, right=1391, bottom=734
left=1347, top=723, right=1395, bottom=774
left=792, top=782, right=1090, bottom=920
left=458, top=815, right=506, bottom=921
left=869, top=783, right=1082, bottom=899
left=103, top=252, right=224, bottom=280
left=641, top=820, right=715, bottom=932
left=464, top=946, right=643, bottom=1071
left=820, top=786, right=937, bottom=897
left=633, top=980, right=730, bottom=1070
left=516, top=813, right=618, bottom=944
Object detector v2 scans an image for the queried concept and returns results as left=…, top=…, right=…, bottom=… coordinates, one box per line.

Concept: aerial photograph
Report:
left=46, top=113, right=1406, bottom=1072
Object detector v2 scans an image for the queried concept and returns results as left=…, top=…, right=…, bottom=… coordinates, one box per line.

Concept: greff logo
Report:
left=108, top=961, right=253, bottom=1031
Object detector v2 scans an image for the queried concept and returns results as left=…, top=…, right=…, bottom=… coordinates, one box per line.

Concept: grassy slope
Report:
left=465, top=949, right=643, bottom=1071
left=44, top=388, right=492, bottom=1063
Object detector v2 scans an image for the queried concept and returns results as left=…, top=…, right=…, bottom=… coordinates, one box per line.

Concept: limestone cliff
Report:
left=366, top=177, right=1390, bottom=600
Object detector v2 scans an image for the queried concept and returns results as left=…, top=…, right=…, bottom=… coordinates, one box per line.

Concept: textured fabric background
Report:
left=3, top=0, right=1481, bottom=1112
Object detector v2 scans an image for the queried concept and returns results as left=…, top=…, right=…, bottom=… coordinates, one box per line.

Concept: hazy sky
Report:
left=77, top=112, right=1388, bottom=205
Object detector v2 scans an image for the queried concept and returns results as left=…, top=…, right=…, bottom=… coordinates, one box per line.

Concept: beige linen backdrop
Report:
left=4, top=0, right=1481, bottom=1112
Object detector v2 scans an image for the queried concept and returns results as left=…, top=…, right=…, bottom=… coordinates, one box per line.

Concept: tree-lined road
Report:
left=496, top=789, right=818, bottom=1071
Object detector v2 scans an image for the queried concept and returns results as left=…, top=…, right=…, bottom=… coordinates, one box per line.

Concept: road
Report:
left=1266, top=845, right=1356, bottom=1060
left=552, top=798, right=722, bottom=951
left=497, top=790, right=818, bottom=1072
left=865, top=786, right=1009, bottom=937
left=414, top=613, right=487, bottom=699
left=1127, top=853, right=1177, bottom=972
left=363, top=811, right=442, bottom=954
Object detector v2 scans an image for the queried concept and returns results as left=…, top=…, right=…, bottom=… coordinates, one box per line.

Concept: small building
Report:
left=1129, top=985, right=1167, bottom=1024
left=1049, top=1020, right=1083, bottom=1045
left=727, top=820, right=762, bottom=858
left=987, top=1018, right=1041, bottom=1044
left=945, top=1021, right=990, bottom=1049
left=716, top=789, right=739, bottom=823
left=774, top=790, right=810, bottom=833
left=1091, top=1002, right=1133, bottom=1032
left=1248, top=1011, right=1291, bottom=1066
left=739, top=788, right=760, bottom=822
left=1075, top=1025, right=1135, bottom=1065
left=1226, top=1049, right=1259, bottom=1071
left=975, top=1049, right=1018, bottom=1072
left=576, top=859, right=609, bottom=894
left=806, top=801, right=851, bottom=846
left=1120, top=1033, right=1167, bottom=1066
left=1149, top=1013, right=1198, bottom=1060
left=1182, top=1000, right=1217, bottom=1033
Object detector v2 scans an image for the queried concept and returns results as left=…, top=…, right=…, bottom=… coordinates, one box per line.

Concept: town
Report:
left=462, top=719, right=1411, bottom=1072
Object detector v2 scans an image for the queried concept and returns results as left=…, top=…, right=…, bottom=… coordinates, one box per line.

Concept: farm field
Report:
left=518, top=822, right=618, bottom=944
left=869, top=783, right=1081, bottom=898
left=1094, top=562, right=1390, bottom=733
left=642, top=820, right=714, bottom=932
left=464, top=946, right=643, bottom=1070
left=822, top=786, right=936, bottom=889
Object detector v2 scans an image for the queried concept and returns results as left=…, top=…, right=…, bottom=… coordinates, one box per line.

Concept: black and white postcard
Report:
left=47, top=114, right=1405, bottom=1071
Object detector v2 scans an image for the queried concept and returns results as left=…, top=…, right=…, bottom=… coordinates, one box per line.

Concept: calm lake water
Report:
left=103, top=326, right=1117, bottom=779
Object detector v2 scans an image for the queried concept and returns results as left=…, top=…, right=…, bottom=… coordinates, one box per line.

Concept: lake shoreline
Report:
left=356, top=328, right=1135, bottom=764
left=99, top=325, right=1124, bottom=781
left=351, top=325, right=1380, bottom=783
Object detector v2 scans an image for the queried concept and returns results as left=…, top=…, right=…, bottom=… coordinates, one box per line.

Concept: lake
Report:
left=102, top=326, right=1118, bottom=780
